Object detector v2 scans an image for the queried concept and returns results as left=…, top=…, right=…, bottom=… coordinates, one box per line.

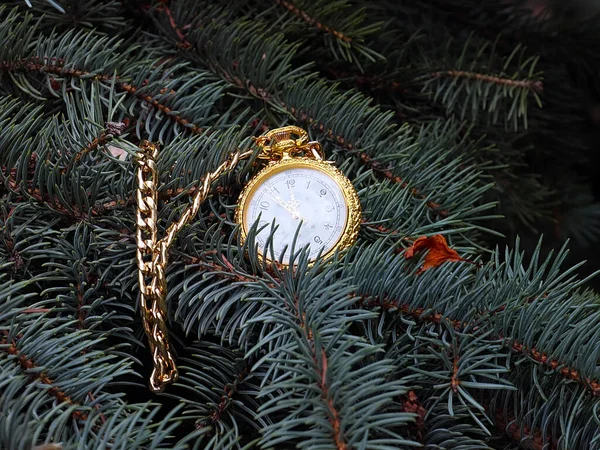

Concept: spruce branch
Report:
left=493, top=409, right=550, bottom=450
left=360, top=285, right=600, bottom=396
left=2, top=57, right=208, bottom=135
left=430, top=69, right=544, bottom=94
left=203, top=364, right=250, bottom=428
left=285, top=105, right=449, bottom=217
left=0, top=332, right=92, bottom=423
left=154, top=1, right=193, bottom=50
left=273, top=0, right=353, bottom=43
left=419, top=37, right=543, bottom=130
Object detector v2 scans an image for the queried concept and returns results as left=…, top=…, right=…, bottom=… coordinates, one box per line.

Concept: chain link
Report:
left=136, top=140, right=252, bottom=392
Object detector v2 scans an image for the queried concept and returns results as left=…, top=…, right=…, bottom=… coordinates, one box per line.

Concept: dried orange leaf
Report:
left=405, top=235, right=473, bottom=274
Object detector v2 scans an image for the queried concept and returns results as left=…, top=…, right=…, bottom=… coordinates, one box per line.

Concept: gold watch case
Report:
left=234, top=156, right=361, bottom=265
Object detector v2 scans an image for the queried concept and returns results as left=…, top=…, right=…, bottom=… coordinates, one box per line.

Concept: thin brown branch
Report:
left=359, top=294, right=600, bottom=397
left=450, top=355, right=460, bottom=393
left=510, top=341, right=600, bottom=396
left=199, top=366, right=249, bottom=428
left=274, top=0, right=352, bottom=43
left=1, top=57, right=205, bottom=134
left=156, top=1, right=192, bottom=49
left=0, top=334, right=88, bottom=422
left=319, top=349, right=347, bottom=450
left=494, top=409, right=554, bottom=450
left=65, top=122, right=126, bottom=174
left=72, top=131, right=111, bottom=166
left=431, top=70, right=543, bottom=93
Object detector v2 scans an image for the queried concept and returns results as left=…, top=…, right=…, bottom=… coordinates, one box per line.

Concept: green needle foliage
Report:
left=1, top=1, right=600, bottom=449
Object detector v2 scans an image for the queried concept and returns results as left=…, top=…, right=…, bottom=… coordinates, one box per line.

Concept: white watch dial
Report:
left=243, top=166, right=348, bottom=263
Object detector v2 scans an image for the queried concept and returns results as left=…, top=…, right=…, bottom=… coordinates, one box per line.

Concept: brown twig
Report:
left=430, top=70, right=543, bottom=94
left=64, top=123, right=126, bottom=174
left=360, top=294, right=600, bottom=396
left=319, top=349, right=347, bottom=450
left=0, top=334, right=88, bottom=421
left=71, top=131, right=111, bottom=167
left=1, top=57, right=205, bottom=134
left=495, top=409, right=554, bottom=450
left=183, top=255, right=258, bottom=285
left=156, top=1, right=192, bottom=49
left=510, top=341, right=600, bottom=395
left=450, top=355, right=460, bottom=393
left=198, top=366, right=250, bottom=428
left=274, top=0, right=352, bottom=43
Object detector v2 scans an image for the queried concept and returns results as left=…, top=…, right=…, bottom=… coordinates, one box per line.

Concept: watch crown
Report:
left=255, top=126, right=323, bottom=160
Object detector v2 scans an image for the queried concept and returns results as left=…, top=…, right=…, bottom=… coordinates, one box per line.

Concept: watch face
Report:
left=241, top=163, right=349, bottom=264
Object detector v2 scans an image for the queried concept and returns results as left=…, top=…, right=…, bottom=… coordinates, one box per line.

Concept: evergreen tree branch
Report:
left=203, top=365, right=250, bottom=429
left=493, top=409, right=549, bottom=450
left=430, top=70, right=544, bottom=94
left=1, top=57, right=207, bottom=134
left=0, top=332, right=91, bottom=423
left=285, top=106, right=449, bottom=216
left=274, top=279, right=348, bottom=449
left=153, top=2, right=192, bottom=49
left=68, top=122, right=126, bottom=172
left=273, top=0, right=353, bottom=43
left=361, top=292, right=600, bottom=396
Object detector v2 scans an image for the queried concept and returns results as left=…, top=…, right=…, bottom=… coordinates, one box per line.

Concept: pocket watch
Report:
left=135, top=127, right=361, bottom=391
left=235, top=126, right=361, bottom=265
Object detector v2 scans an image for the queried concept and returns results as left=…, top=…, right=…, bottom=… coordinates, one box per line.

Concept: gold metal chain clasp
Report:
left=254, top=125, right=324, bottom=160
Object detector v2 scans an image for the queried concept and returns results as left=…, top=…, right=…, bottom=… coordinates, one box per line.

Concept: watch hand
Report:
left=286, top=183, right=308, bottom=222
left=265, top=189, right=307, bottom=222
left=265, top=187, right=292, bottom=210
left=288, top=183, right=299, bottom=208
left=269, top=192, right=306, bottom=222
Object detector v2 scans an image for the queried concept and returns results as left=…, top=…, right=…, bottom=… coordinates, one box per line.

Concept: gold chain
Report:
left=135, top=128, right=320, bottom=391
left=135, top=140, right=253, bottom=392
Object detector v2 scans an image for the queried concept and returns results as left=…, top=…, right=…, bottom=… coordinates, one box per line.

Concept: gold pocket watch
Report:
left=235, top=126, right=361, bottom=265
left=135, top=126, right=360, bottom=391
